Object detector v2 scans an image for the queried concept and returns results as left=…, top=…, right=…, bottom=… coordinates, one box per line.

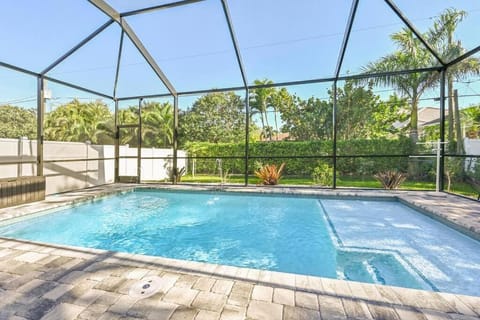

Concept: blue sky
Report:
left=0, top=0, right=479, bottom=111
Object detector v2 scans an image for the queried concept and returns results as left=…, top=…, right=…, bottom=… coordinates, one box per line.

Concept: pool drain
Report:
left=129, top=276, right=163, bottom=299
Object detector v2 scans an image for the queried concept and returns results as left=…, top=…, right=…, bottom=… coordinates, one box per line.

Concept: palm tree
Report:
left=431, top=8, right=480, bottom=153
left=250, top=79, right=276, bottom=140
left=96, top=107, right=139, bottom=145
left=141, top=101, right=174, bottom=147
left=361, top=28, right=438, bottom=143
left=44, top=99, right=111, bottom=144
left=271, top=88, right=294, bottom=140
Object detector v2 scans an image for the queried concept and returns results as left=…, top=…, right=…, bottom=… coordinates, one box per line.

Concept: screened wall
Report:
left=0, top=0, right=479, bottom=197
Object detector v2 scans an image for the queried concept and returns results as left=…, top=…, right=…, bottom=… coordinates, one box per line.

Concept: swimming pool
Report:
left=0, top=189, right=479, bottom=296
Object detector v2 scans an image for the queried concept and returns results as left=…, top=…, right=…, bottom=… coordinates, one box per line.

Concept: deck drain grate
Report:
left=128, top=276, right=163, bottom=299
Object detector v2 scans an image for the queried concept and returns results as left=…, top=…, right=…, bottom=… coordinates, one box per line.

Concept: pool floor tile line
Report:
left=0, top=184, right=479, bottom=319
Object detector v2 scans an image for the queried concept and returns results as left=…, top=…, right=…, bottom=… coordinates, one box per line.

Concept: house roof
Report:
left=395, top=107, right=448, bottom=129
left=419, top=107, right=448, bottom=127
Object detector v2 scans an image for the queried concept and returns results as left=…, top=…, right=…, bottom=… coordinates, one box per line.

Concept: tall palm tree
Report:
left=270, top=88, right=293, bottom=140
left=361, top=28, right=438, bottom=143
left=431, top=9, right=466, bottom=146
left=250, top=79, right=276, bottom=140
left=431, top=8, right=480, bottom=153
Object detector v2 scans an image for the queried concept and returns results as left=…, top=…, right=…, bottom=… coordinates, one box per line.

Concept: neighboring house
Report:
left=394, top=107, right=448, bottom=137
left=418, top=107, right=448, bottom=129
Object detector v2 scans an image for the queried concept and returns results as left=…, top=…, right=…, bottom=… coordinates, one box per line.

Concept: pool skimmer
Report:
left=128, top=276, right=163, bottom=299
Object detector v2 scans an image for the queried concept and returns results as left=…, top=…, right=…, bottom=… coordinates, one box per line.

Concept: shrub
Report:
left=255, top=163, right=286, bottom=185
left=169, top=167, right=186, bottom=183
left=184, top=137, right=415, bottom=177
left=374, top=170, right=407, bottom=189
left=312, top=162, right=333, bottom=186
left=444, top=157, right=464, bottom=191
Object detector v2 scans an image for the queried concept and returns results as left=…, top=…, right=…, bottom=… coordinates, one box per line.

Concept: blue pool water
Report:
left=0, top=190, right=479, bottom=296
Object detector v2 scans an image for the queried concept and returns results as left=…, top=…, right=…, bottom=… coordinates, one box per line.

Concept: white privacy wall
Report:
left=0, top=138, right=187, bottom=195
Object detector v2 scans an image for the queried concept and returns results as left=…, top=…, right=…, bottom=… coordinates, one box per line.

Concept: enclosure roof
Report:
left=0, top=0, right=479, bottom=99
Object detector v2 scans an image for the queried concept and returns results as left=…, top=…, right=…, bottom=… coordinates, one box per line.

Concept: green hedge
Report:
left=184, top=137, right=417, bottom=176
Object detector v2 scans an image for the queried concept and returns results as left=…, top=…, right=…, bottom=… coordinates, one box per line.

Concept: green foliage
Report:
left=186, top=137, right=414, bottom=177
left=421, top=124, right=441, bottom=142
left=444, top=157, right=464, bottom=191
left=42, top=99, right=175, bottom=147
left=44, top=99, right=113, bottom=144
left=96, top=107, right=140, bottom=146
left=336, top=82, right=408, bottom=140
left=462, top=105, right=480, bottom=138
left=336, top=136, right=417, bottom=178
left=469, top=159, right=480, bottom=184
left=253, top=160, right=264, bottom=171
left=312, top=162, right=333, bottom=186
left=279, top=81, right=406, bottom=142
left=179, top=92, right=249, bottom=145
left=374, top=170, right=407, bottom=189
left=432, top=9, right=480, bottom=148
left=163, top=158, right=186, bottom=183
left=361, top=29, right=441, bottom=143
left=336, top=80, right=380, bottom=140
left=0, top=105, right=36, bottom=139
left=369, top=94, right=409, bottom=138
left=141, top=101, right=173, bottom=148
left=254, top=163, right=285, bottom=185
left=361, top=8, right=480, bottom=145
left=250, top=79, right=277, bottom=140
left=281, top=96, right=332, bottom=141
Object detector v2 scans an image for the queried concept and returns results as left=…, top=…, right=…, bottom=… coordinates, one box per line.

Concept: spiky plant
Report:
left=254, top=163, right=286, bottom=185
left=374, top=171, right=407, bottom=190
left=167, top=167, right=185, bottom=183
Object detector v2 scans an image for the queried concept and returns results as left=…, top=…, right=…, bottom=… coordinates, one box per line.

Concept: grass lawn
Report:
left=180, top=174, right=478, bottom=198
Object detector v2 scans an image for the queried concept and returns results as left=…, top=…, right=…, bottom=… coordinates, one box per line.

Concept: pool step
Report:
left=335, top=249, right=433, bottom=290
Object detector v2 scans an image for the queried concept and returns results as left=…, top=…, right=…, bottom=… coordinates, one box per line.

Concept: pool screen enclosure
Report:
left=0, top=0, right=480, bottom=192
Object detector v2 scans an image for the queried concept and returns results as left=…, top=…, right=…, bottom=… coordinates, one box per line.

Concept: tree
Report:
left=336, top=81, right=407, bottom=140
left=0, top=105, right=36, bottom=139
left=431, top=8, right=480, bottom=153
left=279, top=81, right=405, bottom=141
left=336, top=80, right=381, bottom=140
left=461, top=105, right=480, bottom=138
left=363, top=8, right=480, bottom=147
left=44, top=99, right=112, bottom=144
left=431, top=8, right=466, bottom=147
left=250, top=79, right=276, bottom=140
left=280, top=95, right=332, bottom=141
left=361, top=28, right=438, bottom=143
left=179, top=92, right=248, bottom=144
left=368, top=94, right=409, bottom=138
left=271, top=88, right=295, bottom=140
left=141, top=101, right=173, bottom=147
left=95, top=107, right=138, bottom=146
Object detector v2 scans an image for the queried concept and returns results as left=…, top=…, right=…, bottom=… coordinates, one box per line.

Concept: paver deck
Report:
left=0, top=184, right=479, bottom=319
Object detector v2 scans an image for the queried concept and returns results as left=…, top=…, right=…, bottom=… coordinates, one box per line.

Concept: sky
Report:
left=0, top=0, right=479, bottom=112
